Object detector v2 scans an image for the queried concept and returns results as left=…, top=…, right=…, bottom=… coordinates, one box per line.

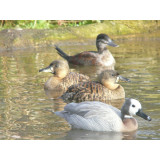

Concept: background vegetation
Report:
left=0, top=20, right=160, bottom=51
left=0, top=20, right=103, bottom=30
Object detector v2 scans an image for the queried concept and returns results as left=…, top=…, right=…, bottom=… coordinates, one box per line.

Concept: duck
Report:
left=55, top=98, right=151, bottom=132
left=55, top=33, right=118, bottom=69
left=61, top=70, right=130, bottom=102
left=39, top=60, right=89, bottom=91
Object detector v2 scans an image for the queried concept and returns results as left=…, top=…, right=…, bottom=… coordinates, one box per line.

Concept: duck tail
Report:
left=54, top=45, right=70, bottom=61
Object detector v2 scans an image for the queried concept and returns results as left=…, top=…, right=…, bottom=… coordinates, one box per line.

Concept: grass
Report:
left=0, top=20, right=103, bottom=30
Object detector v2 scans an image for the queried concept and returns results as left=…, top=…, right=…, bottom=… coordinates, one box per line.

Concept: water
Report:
left=0, top=36, right=160, bottom=140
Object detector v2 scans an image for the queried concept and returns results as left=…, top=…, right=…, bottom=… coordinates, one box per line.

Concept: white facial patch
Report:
left=116, top=76, right=119, bottom=83
left=43, top=68, right=52, bottom=72
left=50, top=67, right=54, bottom=72
left=129, top=99, right=142, bottom=116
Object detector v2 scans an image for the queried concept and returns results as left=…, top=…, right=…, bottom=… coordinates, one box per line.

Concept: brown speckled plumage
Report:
left=39, top=60, right=89, bottom=92
left=61, top=70, right=130, bottom=102
left=45, top=72, right=90, bottom=91
left=62, top=81, right=125, bottom=102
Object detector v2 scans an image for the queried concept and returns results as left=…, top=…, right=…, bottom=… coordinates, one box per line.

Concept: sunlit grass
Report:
left=0, top=20, right=103, bottom=30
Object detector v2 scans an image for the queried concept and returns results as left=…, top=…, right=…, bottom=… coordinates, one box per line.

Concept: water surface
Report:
left=0, top=35, right=160, bottom=140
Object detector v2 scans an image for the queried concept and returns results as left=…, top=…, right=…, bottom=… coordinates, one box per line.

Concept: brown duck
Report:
left=39, top=60, right=89, bottom=92
left=55, top=33, right=118, bottom=69
left=61, top=70, right=130, bottom=102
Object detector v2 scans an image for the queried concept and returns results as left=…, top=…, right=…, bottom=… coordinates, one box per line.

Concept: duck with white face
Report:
left=55, top=98, right=151, bottom=132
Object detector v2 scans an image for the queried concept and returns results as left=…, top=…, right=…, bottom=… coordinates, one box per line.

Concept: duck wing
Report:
left=55, top=101, right=122, bottom=132
left=59, top=72, right=89, bottom=91
left=61, top=81, right=108, bottom=102
left=69, top=51, right=99, bottom=65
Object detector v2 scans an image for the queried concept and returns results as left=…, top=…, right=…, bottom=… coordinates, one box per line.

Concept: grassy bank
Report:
left=0, top=20, right=160, bottom=51
left=0, top=20, right=102, bottom=30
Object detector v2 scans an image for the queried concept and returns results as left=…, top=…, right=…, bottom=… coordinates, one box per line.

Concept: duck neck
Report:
left=55, top=69, right=68, bottom=79
left=96, top=42, right=107, bottom=54
left=121, top=113, right=125, bottom=120
left=122, top=116, right=138, bottom=132
left=98, top=47, right=107, bottom=53
left=44, top=76, right=62, bottom=90
left=103, top=82, right=120, bottom=90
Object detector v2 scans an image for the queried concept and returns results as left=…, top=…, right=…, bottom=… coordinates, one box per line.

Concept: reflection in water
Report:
left=45, top=89, right=64, bottom=99
left=59, top=129, right=137, bottom=140
left=62, top=98, right=125, bottom=110
left=106, top=99, right=125, bottom=109
left=69, top=65, right=113, bottom=79
left=0, top=36, right=160, bottom=139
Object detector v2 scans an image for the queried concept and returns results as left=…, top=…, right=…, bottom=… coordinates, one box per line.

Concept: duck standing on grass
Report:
left=55, top=33, right=118, bottom=69
left=55, top=98, right=151, bottom=132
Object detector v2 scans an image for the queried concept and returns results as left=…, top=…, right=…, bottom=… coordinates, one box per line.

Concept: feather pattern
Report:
left=61, top=70, right=129, bottom=102
left=45, top=72, right=89, bottom=91
left=55, top=101, right=122, bottom=132
left=55, top=34, right=118, bottom=67
left=55, top=99, right=151, bottom=132
left=61, top=81, right=125, bottom=102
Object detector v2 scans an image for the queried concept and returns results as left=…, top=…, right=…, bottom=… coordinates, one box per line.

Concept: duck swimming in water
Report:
left=39, top=60, right=89, bottom=92
left=55, top=33, right=118, bottom=69
left=55, top=98, right=151, bottom=132
left=61, top=70, right=130, bottom=102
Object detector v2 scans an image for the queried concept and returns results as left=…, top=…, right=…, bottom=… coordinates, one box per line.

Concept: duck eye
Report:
left=132, top=104, right=135, bottom=108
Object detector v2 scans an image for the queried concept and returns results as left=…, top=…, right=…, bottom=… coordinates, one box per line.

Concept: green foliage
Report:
left=0, top=20, right=103, bottom=30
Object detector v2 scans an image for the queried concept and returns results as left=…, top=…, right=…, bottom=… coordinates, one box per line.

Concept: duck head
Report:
left=39, top=60, right=69, bottom=79
left=96, top=34, right=119, bottom=53
left=121, top=98, right=152, bottom=121
left=99, top=70, right=130, bottom=90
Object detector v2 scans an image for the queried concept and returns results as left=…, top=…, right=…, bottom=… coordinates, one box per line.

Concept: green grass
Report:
left=0, top=20, right=103, bottom=30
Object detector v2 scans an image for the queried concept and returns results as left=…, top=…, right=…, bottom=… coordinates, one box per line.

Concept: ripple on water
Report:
left=0, top=38, right=160, bottom=139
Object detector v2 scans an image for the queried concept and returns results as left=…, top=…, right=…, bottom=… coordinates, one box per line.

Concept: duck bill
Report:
left=39, top=66, right=52, bottom=73
left=118, top=75, right=131, bottom=82
left=107, top=39, right=119, bottom=47
left=136, top=109, right=152, bottom=121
